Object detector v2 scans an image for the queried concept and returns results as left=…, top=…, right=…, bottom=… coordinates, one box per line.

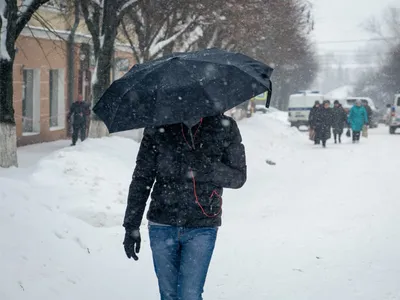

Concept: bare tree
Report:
left=364, top=6, right=400, bottom=46
left=79, top=0, right=137, bottom=138
left=0, top=0, right=51, bottom=168
left=195, top=0, right=317, bottom=109
left=121, top=0, right=213, bottom=62
left=356, top=6, right=400, bottom=106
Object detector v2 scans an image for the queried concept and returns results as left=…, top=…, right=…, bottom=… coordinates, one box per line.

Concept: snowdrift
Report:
left=0, top=112, right=301, bottom=300
left=2, top=111, right=400, bottom=300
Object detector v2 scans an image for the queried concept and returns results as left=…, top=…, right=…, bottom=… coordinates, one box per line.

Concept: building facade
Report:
left=13, top=5, right=134, bottom=146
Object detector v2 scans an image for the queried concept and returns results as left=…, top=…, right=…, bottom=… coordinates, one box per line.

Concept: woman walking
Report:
left=332, top=100, right=348, bottom=144
left=123, top=115, right=247, bottom=300
left=348, top=100, right=368, bottom=143
left=314, top=100, right=333, bottom=148
left=309, top=101, right=321, bottom=144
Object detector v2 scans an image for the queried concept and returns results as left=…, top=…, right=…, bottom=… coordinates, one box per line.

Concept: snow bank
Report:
left=2, top=112, right=400, bottom=300
left=0, top=113, right=300, bottom=299
left=0, top=136, right=159, bottom=300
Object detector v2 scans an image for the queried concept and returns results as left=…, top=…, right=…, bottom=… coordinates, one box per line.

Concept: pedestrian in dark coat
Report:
left=67, top=95, right=90, bottom=146
left=332, top=100, right=348, bottom=144
left=308, top=101, right=321, bottom=144
left=123, top=114, right=246, bottom=300
left=362, top=100, right=373, bottom=125
left=308, top=101, right=321, bottom=128
left=314, top=100, right=333, bottom=148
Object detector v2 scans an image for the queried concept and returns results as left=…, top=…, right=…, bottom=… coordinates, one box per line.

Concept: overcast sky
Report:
left=311, top=0, right=400, bottom=54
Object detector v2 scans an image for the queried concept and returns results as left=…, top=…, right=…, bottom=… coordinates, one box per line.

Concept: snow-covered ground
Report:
left=1, top=111, right=400, bottom=300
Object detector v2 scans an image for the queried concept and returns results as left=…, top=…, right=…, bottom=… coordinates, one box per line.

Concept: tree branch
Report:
left=80, top=0, right=100, bottom=58
left=117, top=0, right=137, bottom=19
left=16, top=0, right=50, bottom=37
left=121, top=19, right=141, bottom=63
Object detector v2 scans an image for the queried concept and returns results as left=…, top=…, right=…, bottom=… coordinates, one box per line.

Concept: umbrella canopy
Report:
left=93, top=48, right=273, bottom=133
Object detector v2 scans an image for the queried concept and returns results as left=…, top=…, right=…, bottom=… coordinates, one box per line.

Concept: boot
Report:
left=322, top=140, right=326, bottom=148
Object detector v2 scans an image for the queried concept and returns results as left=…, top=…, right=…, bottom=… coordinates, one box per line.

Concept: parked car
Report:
left=252, top=92, right=269, bottom=114
left=389, top=94, right=400, bottom=134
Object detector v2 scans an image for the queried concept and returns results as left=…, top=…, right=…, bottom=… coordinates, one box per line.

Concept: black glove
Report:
left=123, top=229, right=141, bottom=260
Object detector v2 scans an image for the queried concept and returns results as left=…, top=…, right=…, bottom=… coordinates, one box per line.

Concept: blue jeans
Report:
left=149, top=225, right=218, bottom=300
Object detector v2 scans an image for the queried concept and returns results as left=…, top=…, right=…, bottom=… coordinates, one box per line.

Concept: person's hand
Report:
left=123, top=229, right=141, bottom=260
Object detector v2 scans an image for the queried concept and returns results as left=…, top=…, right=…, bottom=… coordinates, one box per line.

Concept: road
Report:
left=1, top=117, right=400, bottom=300
left=207, top=122, right=400, bottom=300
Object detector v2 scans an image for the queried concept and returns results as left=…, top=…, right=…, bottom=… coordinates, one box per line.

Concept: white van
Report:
left=389, top=94, right=400, bottom=134
left=345, top=97, right=377, bottom=111
left=288, top=91, right=324, bottom=127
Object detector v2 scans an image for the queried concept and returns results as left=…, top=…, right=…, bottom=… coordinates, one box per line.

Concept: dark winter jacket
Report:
left=332, top=106, right=348, bottom=131
left=309, top=105, right=320, bottom=127
left=67, top=101, right=90, bottom=125
left=315, top=107, right=333, bottom=141
left=123, top=115, right=247, bottom=230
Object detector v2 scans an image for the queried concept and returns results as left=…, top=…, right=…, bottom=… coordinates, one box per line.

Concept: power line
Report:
left=317, top=37, right=399, bottom=44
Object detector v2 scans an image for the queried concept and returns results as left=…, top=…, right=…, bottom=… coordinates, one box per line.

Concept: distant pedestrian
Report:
left=314, top=100, right=333, bottom=148
left=385, top=103, right=392, bottom=125
left=348, top=100, right=368, bottom=143
left=332, top=100, right=347, bottom=144
left=309, top=101, right=321, bottom=144
left=67, top=95, right=90, bottom=146
left=362, top=100, right=373, bottom=125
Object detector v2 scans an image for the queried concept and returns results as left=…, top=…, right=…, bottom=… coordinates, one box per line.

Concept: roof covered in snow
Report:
left=325, top=85, right=355, bottom=100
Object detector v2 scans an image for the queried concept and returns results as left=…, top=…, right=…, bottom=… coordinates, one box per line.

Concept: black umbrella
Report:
left=93, top=48, right=273, bottom=133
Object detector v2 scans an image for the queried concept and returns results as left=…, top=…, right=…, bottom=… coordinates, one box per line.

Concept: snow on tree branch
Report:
left=19, top=0, right=35, bottom=16
left=149, top=16, right=195, bottom=57
left=117, top=0, right=137, bottom=19
left=174, top=25, right=203, bottom=52
left=16, top=0, right=50, bottom=37
left=91, top=0, right=103, bottom=8
left=207, top=27, right=219, bottom=48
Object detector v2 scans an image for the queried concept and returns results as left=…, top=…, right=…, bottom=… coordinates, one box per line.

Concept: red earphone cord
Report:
left=181, top=119, right=222, bottom=218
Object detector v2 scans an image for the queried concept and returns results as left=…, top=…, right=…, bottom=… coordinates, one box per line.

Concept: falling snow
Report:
left=1, top=112, right=400, bottom=299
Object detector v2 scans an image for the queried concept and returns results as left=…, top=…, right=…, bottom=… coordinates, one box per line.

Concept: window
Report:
left=49, top=69, right=65, bottom=130
left=346, top=99, right=356, bottom=105
left=397, top=97, right=400, bottom=106
left=49, top=70, right=59, bottom=127
left=22, top=69, right=40, bottom=135
left=22, top=70, right=34, bottom=132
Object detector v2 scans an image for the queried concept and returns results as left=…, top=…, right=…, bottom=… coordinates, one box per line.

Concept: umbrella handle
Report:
left=265, top=81, right=272, bottom=108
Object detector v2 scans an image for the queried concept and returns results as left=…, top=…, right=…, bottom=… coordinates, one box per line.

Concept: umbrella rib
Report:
left=178, top=58, right=271, bottom=88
